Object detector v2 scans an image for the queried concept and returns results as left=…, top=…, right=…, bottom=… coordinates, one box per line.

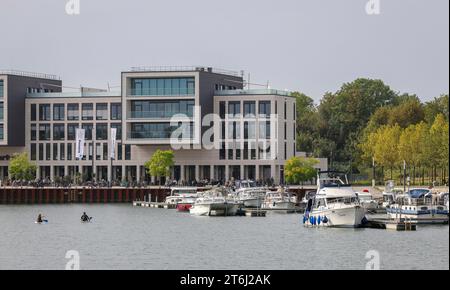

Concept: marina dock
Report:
left=366, top=215, right=417, bottom=231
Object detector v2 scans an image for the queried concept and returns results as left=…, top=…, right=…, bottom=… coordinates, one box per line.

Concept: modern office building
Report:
left=0, top=67, right=326, bottom=184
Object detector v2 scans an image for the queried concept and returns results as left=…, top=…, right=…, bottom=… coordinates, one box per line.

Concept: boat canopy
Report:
left=408, top=189, right=432, bottom=199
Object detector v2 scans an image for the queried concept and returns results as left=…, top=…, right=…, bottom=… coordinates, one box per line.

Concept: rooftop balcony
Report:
left=0, top=69, right=60, bottom=80
left=215, top=89, right=291, bottom=97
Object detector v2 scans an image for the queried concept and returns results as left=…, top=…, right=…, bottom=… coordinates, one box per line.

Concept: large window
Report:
left=67, top=104, right=79, bottom=120
left=96, top=103, right=108, bottom=120
left=82, top=103, right=93, bottom=120
left=259, top=121, right=271, bottom=139
left=0, top=124, right=3, bottom=140
left=82, top=124, right=93, bottom=140
left=30, top=144, right=37, bottom=160
left=130, top=100, right=194, bottom=119
left=244, top=101, right=256, bottom=118
left=39, top=104, right=51, bottom=121
left=228, top=102, right=240, bottom=118
left=0, top=102, right=3, bottom=121
left=130, top=123, right=193, bottom=139
left=259, top=101, right=271, bottom=118
left=31, top=124, right=37, bottom=141
left=53, top=104, right=65, bottom=121
left=219, top=102, right=226, bottom=119
left=244, top=121, right=256, bottom=139
left=30, top=104, right=36, bottom=121
left=67, top=124, right=78, bottom=140
left=228, top=122, right=241, bottom=140
left=131, top=77, right=195, bottom=96
left=39, top=124, right=51, bottom=140
left=53, top=124, right=65, bottom=140
left=111, top=103, right=122, bottom=120
left=96, top=124, right=108, bottom=140
left=0, top=80, right=3, bottom=98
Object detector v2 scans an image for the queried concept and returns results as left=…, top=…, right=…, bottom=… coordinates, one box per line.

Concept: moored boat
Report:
left=303, top=171, right=366, bottom=228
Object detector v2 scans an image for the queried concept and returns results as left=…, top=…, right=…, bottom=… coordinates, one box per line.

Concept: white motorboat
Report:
left=387, top=189, right=449, bottom=224
left=303, top=171, right=366, bottom=228
left=356, top=190, right=379, bottom=212
left=189, top=188, right=239, bottom=216
left=263, top=187, right=296, bottom=211
left=231, top=180, right=267, bottom=208
left=165, top=187, right=198, bottom=205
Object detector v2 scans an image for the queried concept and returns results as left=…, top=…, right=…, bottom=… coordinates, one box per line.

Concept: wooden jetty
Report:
left=366, top=216, right=417, bottom=231
left=132, top=201, right=176, bottom=209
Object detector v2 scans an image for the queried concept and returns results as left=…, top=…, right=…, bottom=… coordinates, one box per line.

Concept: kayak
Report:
left=81, top=217, right=93, bottom=223
left=35, top=220, right=48, bottom=224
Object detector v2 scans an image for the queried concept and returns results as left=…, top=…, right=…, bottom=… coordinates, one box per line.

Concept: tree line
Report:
left=293, top=78, right=449, bottom=186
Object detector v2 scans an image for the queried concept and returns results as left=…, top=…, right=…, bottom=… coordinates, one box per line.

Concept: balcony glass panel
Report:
left=130, top=100, right=194, bottom=119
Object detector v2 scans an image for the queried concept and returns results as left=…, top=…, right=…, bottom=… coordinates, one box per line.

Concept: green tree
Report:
left=317, top=78, right=397, bottom=169
left=360, top=125, right=401, bottom=180
left=429, top=114, right=449, bottom=182
left=144, top=150, right=175, bottom=184
left=9, top=153, right=37, bottom=181
left=424, top=94, right=449, bottom=124
left=284, top=157, right=319, bottom=185
left=291, top=91, right=318, bottom=153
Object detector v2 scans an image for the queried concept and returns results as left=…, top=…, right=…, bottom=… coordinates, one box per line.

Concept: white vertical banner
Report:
left=75, top=129, right=85, bottom=159
left=110, top=128, right=117, bottom=160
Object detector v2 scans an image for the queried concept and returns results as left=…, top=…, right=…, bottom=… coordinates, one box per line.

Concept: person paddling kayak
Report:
left=81, top=212, right=91, bottom=222
left=36, top=213, right=47, bottom=223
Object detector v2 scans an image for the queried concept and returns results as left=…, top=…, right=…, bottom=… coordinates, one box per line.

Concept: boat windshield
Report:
left=318, top=172, right=351, bottom=188
left=238, top=180, right=256, bottom=188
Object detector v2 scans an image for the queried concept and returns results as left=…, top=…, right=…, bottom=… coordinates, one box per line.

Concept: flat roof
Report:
left=215, top=89, right=292, bottom=97
left=26, top=91, right=121, bottom=99
left=126, top=66, right=241, bottom=77
left=0, top=70, right=60, bottom=80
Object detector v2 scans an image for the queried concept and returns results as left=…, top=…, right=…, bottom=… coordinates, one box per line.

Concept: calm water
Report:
left=0, top=204, right=448, bottom=270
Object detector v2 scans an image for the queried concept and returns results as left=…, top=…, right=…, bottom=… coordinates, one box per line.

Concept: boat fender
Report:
left=303, top=216, right=307, bottom=224
left=323, top=216, right=328, bottom=223
left=309, top=216, right=314, bottom=225
left=318, top=216, right=321, bottom=225
left=312, top=216, right=317, bottom=225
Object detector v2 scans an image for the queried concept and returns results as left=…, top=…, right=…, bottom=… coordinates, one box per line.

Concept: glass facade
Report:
left=131, top=77, right=195, bottom=96
left=130, top=100, right=194, bottom=119
left=130, top=122, right=193, bottom=139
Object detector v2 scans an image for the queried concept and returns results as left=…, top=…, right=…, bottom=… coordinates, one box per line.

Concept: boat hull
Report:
left=190, top=203, right=239, bottom=216
left=176, top=203, right=193, bottom=212
left=242, top=198, right=263, bottom=208
left=307, top=206, right=366, bottom=228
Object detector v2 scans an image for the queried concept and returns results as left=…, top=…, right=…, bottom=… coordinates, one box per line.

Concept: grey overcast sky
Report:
left=0, top=0, right=448, bottom=102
